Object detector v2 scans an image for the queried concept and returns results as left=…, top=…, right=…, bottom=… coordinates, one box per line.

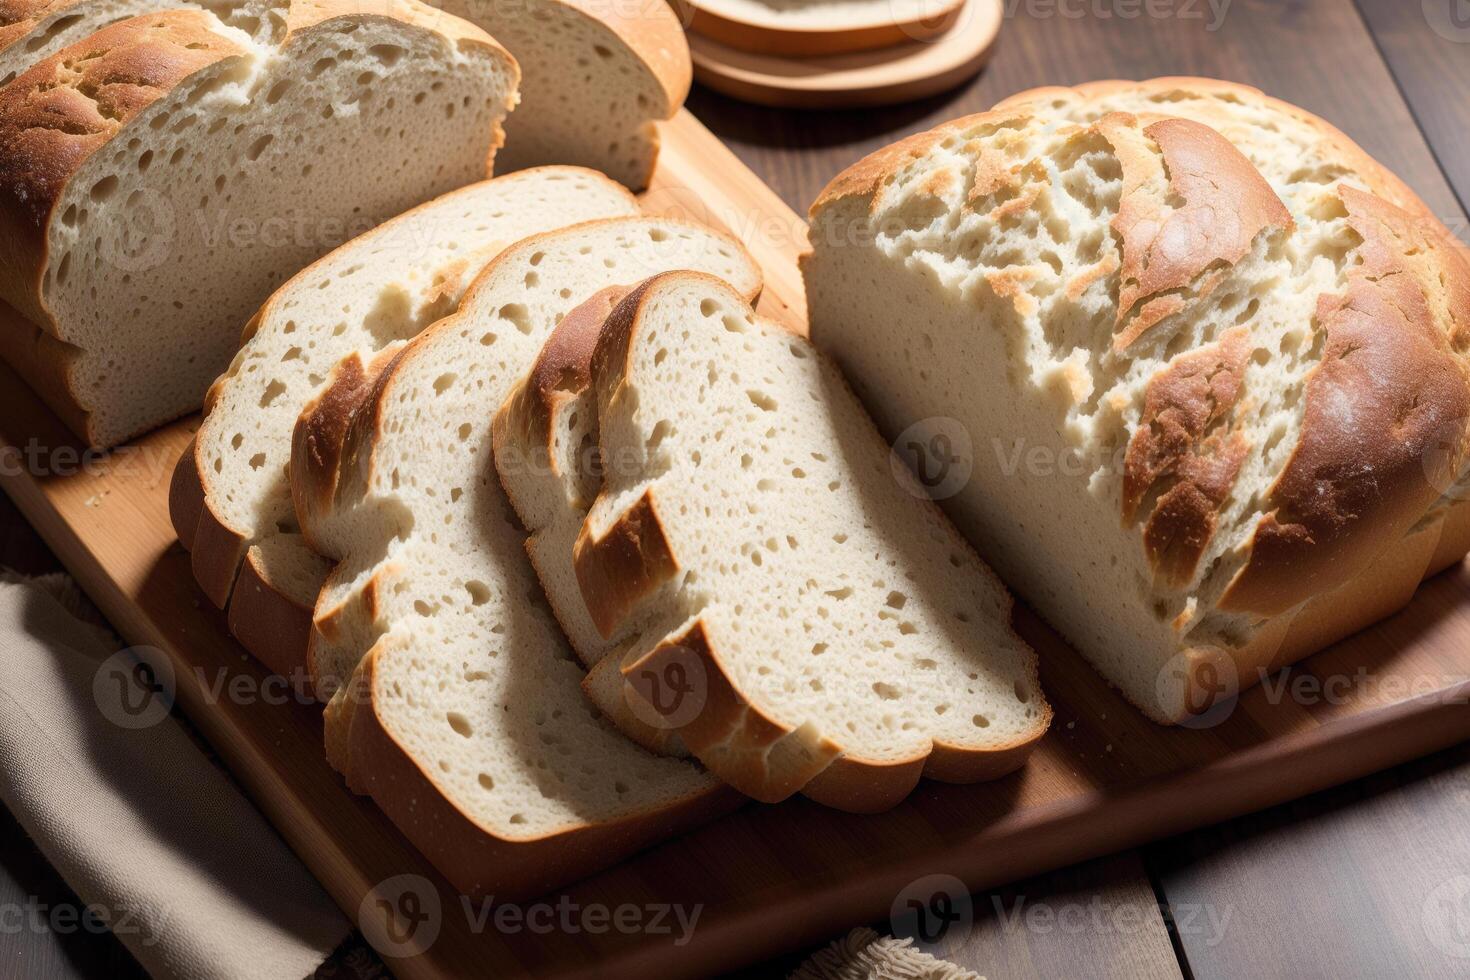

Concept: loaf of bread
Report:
left=0, top=0, right=518, bottom=447
left=286, top=218, right=761, bottom=896
left=495, top=271, right=1049, bottom=811
left=804, top=78, right=1470, bottom=723
left=0, top=0, right=689, bottom=190
left=170, top=167, right=640, bottom=683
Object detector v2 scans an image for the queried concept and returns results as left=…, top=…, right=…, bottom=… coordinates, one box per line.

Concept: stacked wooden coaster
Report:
left=680, top=0, right=1002, bottom=107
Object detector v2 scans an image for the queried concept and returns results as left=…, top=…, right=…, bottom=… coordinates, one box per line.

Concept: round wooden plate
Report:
left=675, top=0, right=967, bottom=57
left=689, top=0, right=1002, bottom=109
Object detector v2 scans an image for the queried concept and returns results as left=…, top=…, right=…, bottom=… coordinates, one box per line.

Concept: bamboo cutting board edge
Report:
left=2, top=109, right=1469, bottom=978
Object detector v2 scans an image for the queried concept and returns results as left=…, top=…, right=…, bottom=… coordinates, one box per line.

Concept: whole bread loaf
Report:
left=0, top=0, right=517, bottom=447
left=804, top=78, right=1470, bottom=723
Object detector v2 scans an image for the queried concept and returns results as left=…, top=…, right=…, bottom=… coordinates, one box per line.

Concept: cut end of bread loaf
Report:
left=0, top=0, right=518, bottom=447
left=805, top=77, right=1470, bottom=722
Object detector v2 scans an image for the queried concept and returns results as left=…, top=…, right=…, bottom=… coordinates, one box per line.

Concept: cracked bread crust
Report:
left=806, top=77, right=1470, bottom=721
left=1218, top=185, right=1470, bottom=614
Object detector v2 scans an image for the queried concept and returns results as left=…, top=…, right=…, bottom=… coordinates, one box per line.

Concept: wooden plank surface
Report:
left=1149, top=741, right=1470, bottom=979
left=1356, top=0, right=1470, bottom=216
left=4, top=99, right=1470, bottom=979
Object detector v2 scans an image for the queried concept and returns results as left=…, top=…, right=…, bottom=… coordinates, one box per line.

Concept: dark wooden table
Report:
left=5, top=1, right=1470, bottom=976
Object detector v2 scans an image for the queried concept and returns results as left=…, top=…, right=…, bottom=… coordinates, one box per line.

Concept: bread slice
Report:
left=803, top=78, right=1470, bottom=723
left=441, top=0, right=690, bottom=189
left=495, top=271, right=1049, bottom=812
left=286, top=217, right=761, bottom=897
left=677, top=0, right=964, bottom=56
left=169, top=168, right=639, bottom=684
left=0, top=0, right=689, bottom=190
left=0, top=0, right=517, bottom=447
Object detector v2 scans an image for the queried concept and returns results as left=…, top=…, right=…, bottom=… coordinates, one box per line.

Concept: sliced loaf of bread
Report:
left=170, top=167, right=639, bottom=683
left=495, top=271, right=1050, bottom=811
left=285, top=218, right=761, bottom=896
left=803, top=78, right=1470, bottom=722
left=0, top=0, right=689, bottom=190
left=0, top=0, right=517, bottom=447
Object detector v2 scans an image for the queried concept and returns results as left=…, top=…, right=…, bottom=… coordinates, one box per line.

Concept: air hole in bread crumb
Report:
left=747, top=390, right=777, bottom=411
left=447, top=712, right=472, bottom=737
left=466, top=581, right=491, bottom=605
left=972, top=714, right=990, bottom=728
left=646, top=419, right=673, bottom=452
left=433, top=373, right=457, bottom=395
left=1014, top=682, right=1029, bottom=703
left=259, top=380, right=286, bottom=407
left=478, top=773, right=494, bottom=790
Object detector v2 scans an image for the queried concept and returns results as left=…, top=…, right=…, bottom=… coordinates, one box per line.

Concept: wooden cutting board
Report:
left=2, top=110, right=1468, bottom=979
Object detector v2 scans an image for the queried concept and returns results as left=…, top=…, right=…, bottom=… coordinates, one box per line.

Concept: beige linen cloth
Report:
left=0, top=570, right=349, bottom=979
left=792, top=928, right=982, bottom=980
